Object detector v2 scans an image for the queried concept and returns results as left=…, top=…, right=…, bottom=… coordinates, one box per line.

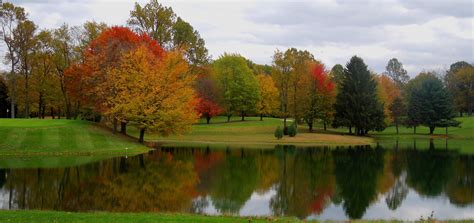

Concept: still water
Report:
left=0, top=145, right=472, bottom=220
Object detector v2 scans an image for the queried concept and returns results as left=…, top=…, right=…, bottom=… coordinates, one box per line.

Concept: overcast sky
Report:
left=5, top=0, right=474, bottom=75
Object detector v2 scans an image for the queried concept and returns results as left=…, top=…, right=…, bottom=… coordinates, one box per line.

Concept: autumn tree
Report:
left=304, top=63, right=336, bottom=131
left=272, top=48, right=315, bottom=132
left=256, top=74, right=279, bottom=121
left=14, top=19, right=37, bottom=117
left=445, top=62, right=474, bottom=116
left=128, top=0, right=209, bottom=66
left=333, top=56, right=385, bottom=135
left=107, top=46, right=198, bottom=143
left=0, top=2, right=26, bottom=118
left=385, top=58, right=409, bottom=87
left=376, top=74, right=401, bottom=125
left=195, top=70, right=222, bottom=124
left=31, top=30, right=57, bottom=119
left=77, top=26, right=165, bottom=133
left=213, top=54, right=259, bottom=122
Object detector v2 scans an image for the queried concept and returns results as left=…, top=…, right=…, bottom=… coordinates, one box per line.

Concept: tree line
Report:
left=1, top=0, right=472, bottom=140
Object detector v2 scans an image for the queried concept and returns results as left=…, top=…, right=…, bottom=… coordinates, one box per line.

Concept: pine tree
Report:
left=406, top=72, right=454, bottom=134
left=333, top=56, right=385, bottom=135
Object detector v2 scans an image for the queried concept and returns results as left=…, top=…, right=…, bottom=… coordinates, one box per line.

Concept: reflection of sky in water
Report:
left=200, top=188, right=276, bottom=216
left=313, top=189, right=474, bottom=220
left=197, top=186, right=474, bottom=220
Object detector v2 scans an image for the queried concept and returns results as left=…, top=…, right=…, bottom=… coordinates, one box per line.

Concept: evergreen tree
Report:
left=406, top=72, right=454, bottom=134
left=333, top=56, right=385, bottom=135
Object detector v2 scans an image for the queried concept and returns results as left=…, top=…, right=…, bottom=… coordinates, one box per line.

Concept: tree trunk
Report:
left=260, top=113, right=263, bottom=121
left=308, top=122, right=313, bottom=132
left=112, top=118, right=118, bottom=134
left=349, top=126, right=352, bottom=134
left=445, top=126, right=448, bottom=137
left=38, top=92, right=43, bottom=119
left=241, top=111, right=245, bottom=121
left=51, top=107, right=55, bottom=119
left=413, top=126, right=416, bottom=135
left=206, top=115, right=211, bottom=124
left=227, top=114, right=231, bottom=122
left=139, top=128, right=146, bottom=143
left=323, top=121, right=327, bottom=131
left=429, top=126, right=435, bottom=135
left=460, top=111, right=463, bottom=117
left=283, top=117, right=288, bottom=135
left=120, top=121, right=127, bottom=135
left=58, top=107, right=61, bottom=119
left=24, top=74, right=29, bottom=118
left=395, top=122, right=399, bottom=134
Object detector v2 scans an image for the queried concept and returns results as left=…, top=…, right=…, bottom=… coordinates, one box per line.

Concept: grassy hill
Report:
left=0, top=119, right=148, bottom=157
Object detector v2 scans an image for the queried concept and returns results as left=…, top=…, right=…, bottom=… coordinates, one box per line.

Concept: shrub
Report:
left=288, top=122, right=297, bottom=137
left=274, top=126, right=283, bottom=139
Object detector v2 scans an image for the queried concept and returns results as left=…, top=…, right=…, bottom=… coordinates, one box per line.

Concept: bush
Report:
left=274, top=126, right=283, bottom=139
left=288, top=122, right=297, bottom=137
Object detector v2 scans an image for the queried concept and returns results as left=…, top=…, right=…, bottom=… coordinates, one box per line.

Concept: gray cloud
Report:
left=3, top=0, right=474, bottom=76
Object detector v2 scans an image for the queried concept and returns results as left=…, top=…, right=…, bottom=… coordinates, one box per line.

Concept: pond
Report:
left=0, top=144, right=472, bottom=220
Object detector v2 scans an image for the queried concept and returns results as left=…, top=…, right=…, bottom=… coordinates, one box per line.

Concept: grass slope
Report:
left=128, top=116, right=374, bottom=148
left=0, top=119, right=149, bottom=157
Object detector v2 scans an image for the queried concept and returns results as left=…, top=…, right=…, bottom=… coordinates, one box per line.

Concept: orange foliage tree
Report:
left=376, top=74, right=401, bottom=125
left=106, top=46, right=198, bottom=142
left=66, top=26, right=165, bottom=132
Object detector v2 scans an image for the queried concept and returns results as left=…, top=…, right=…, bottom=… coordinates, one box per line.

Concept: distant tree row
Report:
left=1, top=1, right=472, bottom=139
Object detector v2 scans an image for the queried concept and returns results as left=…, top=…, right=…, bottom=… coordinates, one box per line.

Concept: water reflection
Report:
left=0, top=144, right=472, bottom=220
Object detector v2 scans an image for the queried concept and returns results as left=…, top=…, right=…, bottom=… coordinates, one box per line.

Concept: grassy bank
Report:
left=0, top=210, right=298, bottom=223
left=128, top=116, right=374, bottom=148
left=0, top=210, right=471, bottom=223
left=371, top=116, right=474, bottom=153
left=0, top=119, right=149, bottom=157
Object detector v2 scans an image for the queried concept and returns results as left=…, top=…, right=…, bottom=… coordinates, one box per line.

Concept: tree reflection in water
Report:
left=0, top=142, right=471, bottom=220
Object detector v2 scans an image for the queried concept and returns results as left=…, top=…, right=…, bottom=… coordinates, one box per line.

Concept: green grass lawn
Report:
left=0, top=119, right=149, bottom=157
left=128, top=116, right=374, bottom=148
left=0, top=210, right=299, bottom=223
left=371, top=116, right=474, bottom=153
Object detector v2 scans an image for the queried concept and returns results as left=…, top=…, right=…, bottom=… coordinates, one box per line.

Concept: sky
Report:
left=5, top=0, right=474, bottom=75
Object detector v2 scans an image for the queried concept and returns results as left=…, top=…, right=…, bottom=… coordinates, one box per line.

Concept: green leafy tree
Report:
left=213, top=54, right=259, bottom=121
left=406, top=72, right=454, bottom=134
left=128, top=0, right=209, bottom=66
left=274, top=126, right=283, bottom=139
left=329, top=64, right=345, bottom=87
left=389, top=97, right=405, bottom=134
left=333, top=56, right=385, bottom=135
left=385, top=58, right=409, bottom=87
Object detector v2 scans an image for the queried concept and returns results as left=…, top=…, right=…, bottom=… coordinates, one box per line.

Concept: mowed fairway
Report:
left=130, top=116, right=374, bottom=148
left=0, top=119, right=148, bottom=156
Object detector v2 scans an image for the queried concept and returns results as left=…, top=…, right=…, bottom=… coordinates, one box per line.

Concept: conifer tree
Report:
left=333, top=56, right=385, bottom=135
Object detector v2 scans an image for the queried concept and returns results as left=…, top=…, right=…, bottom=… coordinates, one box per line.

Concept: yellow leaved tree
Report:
left=256, top=74, right=279, bottom=121
left=107, top=45, right=198, bottom=142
